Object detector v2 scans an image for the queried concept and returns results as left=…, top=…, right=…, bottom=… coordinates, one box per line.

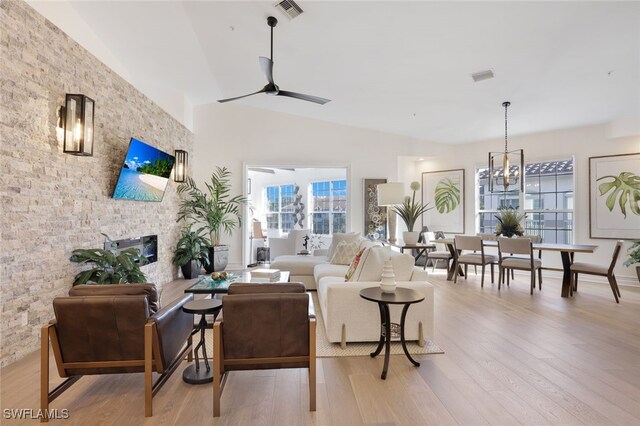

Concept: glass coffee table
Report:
left=184, top=270, right=291, bottom=295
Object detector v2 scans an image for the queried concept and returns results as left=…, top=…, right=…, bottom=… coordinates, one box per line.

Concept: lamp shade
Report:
left=376, top=183, right=405, bottom=206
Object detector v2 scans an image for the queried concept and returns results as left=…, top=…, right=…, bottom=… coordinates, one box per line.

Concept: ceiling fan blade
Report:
left=277, top=90, right=331, bottom=105
left=259, top=56, right=275, bottom=85
left=217, top=88, right=266, bottom=103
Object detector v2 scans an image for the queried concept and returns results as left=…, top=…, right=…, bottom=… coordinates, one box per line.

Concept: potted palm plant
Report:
left=393, top=181, right=432, bottom=245
left=495, top=207, right=525, bottom=237
left=69, top=234, right=148, bottom=285
left=177, top=166, right=247, bottom=272
left=173, top=225, right=210, bottom=279
left=623, top=240, right=640, bottom=283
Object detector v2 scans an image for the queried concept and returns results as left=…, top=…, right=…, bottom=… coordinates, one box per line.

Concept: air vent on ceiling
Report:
left=274, top=0, right=303, bottom=19
left=471, top=70, right=494, bottom=82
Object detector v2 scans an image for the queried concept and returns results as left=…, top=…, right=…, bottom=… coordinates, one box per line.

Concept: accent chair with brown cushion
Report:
left=213, top=282, right=316, bottom=417
left=453, top=235, right=496, bottom=287
left=570, top=240, right=623, bottom=303
left=41, top=284, right=194, bottom=421
left=497, top=237, right=542, bottom=294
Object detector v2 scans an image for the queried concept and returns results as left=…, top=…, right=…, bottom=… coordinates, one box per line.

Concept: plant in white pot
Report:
left=623, top=240, right=640, bottom=283
left=393, top=181, right=432, bottom=245
left=177, top=167, right=247, bottom=272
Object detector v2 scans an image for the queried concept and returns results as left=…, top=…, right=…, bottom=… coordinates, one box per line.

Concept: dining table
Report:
left=436, top=238, right=598, bottom=297
left=381, top=240, right=436, bottom=262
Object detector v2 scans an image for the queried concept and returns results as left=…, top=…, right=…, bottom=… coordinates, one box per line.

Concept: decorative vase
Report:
left=204, top=245, right=229, bottom=273
left=180, top=260, right=201, bottom=279
left=380, top=259, right=396, bottom=293
left=402, top=231, right=420, bottom=245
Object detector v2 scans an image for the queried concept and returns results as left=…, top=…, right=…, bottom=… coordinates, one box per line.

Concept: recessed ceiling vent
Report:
left=274, top=0, right=303, bottom=19
left=471, top=70, right=494, bottom=82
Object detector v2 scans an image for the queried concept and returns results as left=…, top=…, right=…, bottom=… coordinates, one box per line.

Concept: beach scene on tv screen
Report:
left=113, top=138, right=175, bottom=201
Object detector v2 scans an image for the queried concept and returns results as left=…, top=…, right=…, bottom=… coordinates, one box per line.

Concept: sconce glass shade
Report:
left=174, top=149, right=188, bottom=182
left=62, top=94, right=94, bottom=156
left=376, top=182, right=405, bottom=206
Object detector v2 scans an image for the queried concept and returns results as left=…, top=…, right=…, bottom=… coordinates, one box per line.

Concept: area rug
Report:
left=193, top=293, right=443, bottom=358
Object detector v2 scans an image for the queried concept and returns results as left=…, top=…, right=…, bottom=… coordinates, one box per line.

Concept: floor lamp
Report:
left=377, top=183, right=405, bottom=243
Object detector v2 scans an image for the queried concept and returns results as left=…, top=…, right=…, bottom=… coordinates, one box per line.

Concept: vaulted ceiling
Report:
left=29, top=1, right=640, bottom=143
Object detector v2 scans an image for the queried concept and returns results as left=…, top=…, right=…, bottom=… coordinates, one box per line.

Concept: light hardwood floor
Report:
left=2, top=271, right=640, bottom=425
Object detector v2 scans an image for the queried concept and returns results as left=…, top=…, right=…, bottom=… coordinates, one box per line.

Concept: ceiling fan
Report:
left=218, top=16, right=331, bottom=105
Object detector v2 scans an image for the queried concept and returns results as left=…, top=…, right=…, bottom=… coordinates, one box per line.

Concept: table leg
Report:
left=560, top=251, right=573, bottom=298
left=370, top=303, right=386, bottom=358
left=400, top=304, right=420, bottom=367
left=381, top=303, right=391, bottom=380
left=183, top=313, right=214, bottom=384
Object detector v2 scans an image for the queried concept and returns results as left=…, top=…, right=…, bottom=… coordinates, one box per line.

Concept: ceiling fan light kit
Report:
left=218, top=16, right=330, bottom=105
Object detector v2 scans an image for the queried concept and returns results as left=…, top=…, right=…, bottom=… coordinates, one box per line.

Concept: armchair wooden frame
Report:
left=212, top=296, right=316, bottom=417
left=40, top=295, right=194, bottom=422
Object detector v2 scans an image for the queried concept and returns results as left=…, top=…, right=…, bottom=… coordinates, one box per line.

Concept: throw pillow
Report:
left=390, top=252, right=416, bottom=281
left=327, top=232, right=360, bottom=260
left=330, top=240, right=360, bottom=265
left=345, top=247, right=367, bottom=281
left=347, top=246, right=389, bottom=282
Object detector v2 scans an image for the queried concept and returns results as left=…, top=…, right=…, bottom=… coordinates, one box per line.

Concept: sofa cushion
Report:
left=347, top=247, right=415, bottom=282
left=314, top=263, right=350, bottom=283
left=270, top=255, right=328, bottom=276
left=327, top=232, right=360, bottom=260
left=330, top=240, right=360, bottom=265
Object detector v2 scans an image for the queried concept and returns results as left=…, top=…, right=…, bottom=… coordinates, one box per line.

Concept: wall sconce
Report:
left=61, top=94, right=95, bottom=156
left=174, top=149, right=188, bottom=182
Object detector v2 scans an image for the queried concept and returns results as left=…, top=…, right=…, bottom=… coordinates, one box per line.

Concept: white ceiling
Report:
left=30, top=1, right=640, bottom=143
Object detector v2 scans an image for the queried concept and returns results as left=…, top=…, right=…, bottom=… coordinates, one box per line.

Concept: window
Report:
left=265, top=184, right=296, bottom=233
left=311, top=180, right=347, bottom=234
left=477, top=159, right=574, bottom=244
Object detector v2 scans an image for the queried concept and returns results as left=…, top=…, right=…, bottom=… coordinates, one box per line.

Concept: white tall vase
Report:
left=380, top=259, right=396, bottom=293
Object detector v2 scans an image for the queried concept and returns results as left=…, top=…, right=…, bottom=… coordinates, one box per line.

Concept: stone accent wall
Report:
left=0, top=0, right=193, bottom=366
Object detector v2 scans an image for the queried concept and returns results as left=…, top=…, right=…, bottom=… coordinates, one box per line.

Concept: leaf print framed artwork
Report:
left=422, top=169, right=465, bottom=233
left=589, top=152, right=640, bottom=239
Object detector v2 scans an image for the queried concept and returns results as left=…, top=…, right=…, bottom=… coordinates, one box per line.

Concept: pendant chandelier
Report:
left=488, top=101, right=524, bottom=192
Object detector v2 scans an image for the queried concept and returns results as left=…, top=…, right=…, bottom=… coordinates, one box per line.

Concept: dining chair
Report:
left=421, top=232, right=451, bottom=271
left=501, top=235, right=543, bottom=285
left=569, top=240, right=623, bottom=303
left=453, top=236, right=496, bottom=287
left=497, top=237, right=542, bottom=294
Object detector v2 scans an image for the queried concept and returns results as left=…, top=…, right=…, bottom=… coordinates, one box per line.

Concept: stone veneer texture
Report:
left=0, top=0, right=194, bottom=366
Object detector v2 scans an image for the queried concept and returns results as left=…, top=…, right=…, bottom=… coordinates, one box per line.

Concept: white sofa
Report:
left=272, top=236, right=435, bottom=348
left=314, top=265, right=434, bottom=347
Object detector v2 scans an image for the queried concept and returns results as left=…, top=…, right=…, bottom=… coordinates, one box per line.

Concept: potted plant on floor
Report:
left=69, top=234, right=148, bottom=285
left=393, top=181, right=433, bottom=245
left=177, top=166, right=247, bottom=272
left=623, top=240, right=640, bottom=283
left=495, top=206, right=525, bottom=237
left=173, top=225, right=210, bottom=279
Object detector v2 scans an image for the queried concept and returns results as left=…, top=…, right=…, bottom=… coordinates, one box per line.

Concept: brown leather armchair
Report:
left=40, top=284, right=194, bottom=421
left=213, top=283, right=316, bottom=417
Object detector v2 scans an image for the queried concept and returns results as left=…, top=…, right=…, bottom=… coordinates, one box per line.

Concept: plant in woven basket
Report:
left=495, top=207, right=525, bottom=237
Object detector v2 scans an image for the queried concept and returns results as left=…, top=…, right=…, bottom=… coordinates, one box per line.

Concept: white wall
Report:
left=193, top=102, right=450, bottom=267
left=407, top=123, right=640, bottom=284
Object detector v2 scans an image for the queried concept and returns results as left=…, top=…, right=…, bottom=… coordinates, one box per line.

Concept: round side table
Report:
left=182, top=298, right=222, bottom=384
left=359, top=287, right=425, bottom=380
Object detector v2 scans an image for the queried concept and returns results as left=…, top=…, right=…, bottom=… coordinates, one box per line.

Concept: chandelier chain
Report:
left=504, top=102, right=509, bottom=153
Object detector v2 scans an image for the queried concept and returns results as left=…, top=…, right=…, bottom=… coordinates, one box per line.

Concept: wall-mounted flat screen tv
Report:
left=112, top=138, right=175, bottom=202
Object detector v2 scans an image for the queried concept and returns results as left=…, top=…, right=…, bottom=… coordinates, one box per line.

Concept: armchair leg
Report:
left=213, top=322, right=222, bottom=417
left=41, top=325, right=50, bottom=423
left=144, top=323, right=153, bottom=417
left=309, top=319, right=316, bottom=412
